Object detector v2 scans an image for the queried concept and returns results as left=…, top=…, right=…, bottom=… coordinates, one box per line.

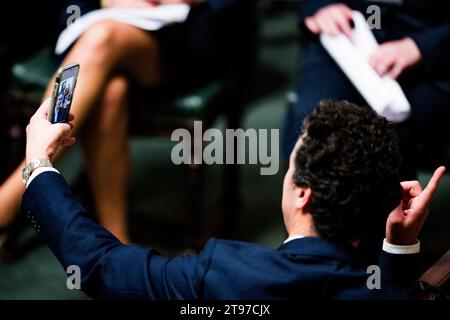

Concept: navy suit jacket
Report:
left=21, top=172, right=419, bottom=299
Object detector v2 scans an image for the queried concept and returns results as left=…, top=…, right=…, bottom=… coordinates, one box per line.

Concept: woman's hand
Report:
left=149, top=0, right=204, bottom=5
left=104, top=0, right=158, bottom=9
left=104, top=0, right=203, bottom=8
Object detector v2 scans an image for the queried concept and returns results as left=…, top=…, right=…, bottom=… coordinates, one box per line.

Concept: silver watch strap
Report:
left=22, top=159, right=53, bottom=185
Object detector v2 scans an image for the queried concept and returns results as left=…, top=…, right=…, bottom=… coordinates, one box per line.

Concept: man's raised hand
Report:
left=386, top=166, right=446, bottom=245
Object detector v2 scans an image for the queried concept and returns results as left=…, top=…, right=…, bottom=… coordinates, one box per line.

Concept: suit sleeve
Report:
left=409, top=22, right=450, bottom=78
left=21, top=171, right=215, bottom=300
left=378, top=250, right=421, bottom=289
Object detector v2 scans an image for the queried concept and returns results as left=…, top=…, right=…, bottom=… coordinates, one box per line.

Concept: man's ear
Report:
left=295, top=186, right=312, bottom=211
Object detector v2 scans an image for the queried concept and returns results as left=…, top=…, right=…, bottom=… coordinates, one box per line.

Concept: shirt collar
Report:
left=278, top=236, right=365, bottom=266
left=283, top=234, right=305, bottom=244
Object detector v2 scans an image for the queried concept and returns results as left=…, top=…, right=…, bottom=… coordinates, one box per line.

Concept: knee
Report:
left=77, top=21, right=122, bottom=61
left=104, top=75, right=129, bottom=104
left=102, top=75, right=129, bottom=113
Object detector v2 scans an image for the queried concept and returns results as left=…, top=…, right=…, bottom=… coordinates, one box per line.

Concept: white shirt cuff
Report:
left=26, top=167, right=60, bottom=189
left=382, top=238, right=420, bottom=254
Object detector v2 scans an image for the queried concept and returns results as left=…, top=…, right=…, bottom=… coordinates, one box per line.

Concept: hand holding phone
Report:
left=48, top=62, right=80, bottom=124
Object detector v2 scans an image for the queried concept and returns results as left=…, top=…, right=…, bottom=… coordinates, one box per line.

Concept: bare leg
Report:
left=81, top=75, right=131, bottom=243
left=0, top=163, right=24, bottom=226
left=0, top=21, right=160, bottom=228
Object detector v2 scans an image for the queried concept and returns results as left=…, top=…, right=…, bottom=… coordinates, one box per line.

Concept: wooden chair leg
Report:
left=412, top=249, right=450, bottom=300
left=418, top=249, right=450, bottom=288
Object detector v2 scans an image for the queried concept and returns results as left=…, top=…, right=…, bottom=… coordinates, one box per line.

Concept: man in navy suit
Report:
left=284, top=0, right=450, bottom=178
left=21, top=99, right=445, bottom=299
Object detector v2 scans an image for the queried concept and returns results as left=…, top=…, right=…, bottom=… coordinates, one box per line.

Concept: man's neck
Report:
left=287, top=216, right=318, bottom=239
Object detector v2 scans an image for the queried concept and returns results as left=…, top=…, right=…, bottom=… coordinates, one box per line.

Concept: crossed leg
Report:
left=0, top=21, right=161, bottom=242
left=81, top=75, right=131, bottom=243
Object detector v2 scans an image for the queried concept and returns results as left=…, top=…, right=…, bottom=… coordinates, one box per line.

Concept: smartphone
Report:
left=48, top=62, right=80, bottom=124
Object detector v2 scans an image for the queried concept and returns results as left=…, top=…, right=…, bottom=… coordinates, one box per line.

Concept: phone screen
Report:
left=50, top=64, right=79, bottom=124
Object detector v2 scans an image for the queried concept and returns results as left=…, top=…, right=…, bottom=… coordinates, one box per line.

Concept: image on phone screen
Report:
left=49, top=63, right=79, bottom=124
left=51, top=76, right=75, bottom=124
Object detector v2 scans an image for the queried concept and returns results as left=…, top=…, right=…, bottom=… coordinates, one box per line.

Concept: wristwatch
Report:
left=22, top=159, right=53, bottom=185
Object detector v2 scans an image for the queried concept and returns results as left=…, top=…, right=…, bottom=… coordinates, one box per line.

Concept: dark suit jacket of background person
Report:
left=21, top=172, right=420, bottom=299
left=283, top=0, right=450, bottom=175
left=298, top=0, right=450, bottom=93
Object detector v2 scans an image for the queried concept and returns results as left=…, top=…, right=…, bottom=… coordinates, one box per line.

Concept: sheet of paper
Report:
left=320, top=11, right=410, bottom=122
left=55, top=4, right=190, bottom=55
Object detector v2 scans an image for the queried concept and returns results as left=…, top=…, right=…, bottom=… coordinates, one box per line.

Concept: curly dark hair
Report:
left=293, top=100, right=402, bottom=242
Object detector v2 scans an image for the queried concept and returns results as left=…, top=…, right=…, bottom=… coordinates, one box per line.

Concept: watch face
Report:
left=22, top=167, right=29, bottom=184
left=22, top=160, right=52, bottom=185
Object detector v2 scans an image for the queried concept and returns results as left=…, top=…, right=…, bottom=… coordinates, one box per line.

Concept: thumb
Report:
left=388, top=200, right=404, bottom=221
left=35, top=98, right=52, bottom=119
left=52, top=122, right=72, bottom=141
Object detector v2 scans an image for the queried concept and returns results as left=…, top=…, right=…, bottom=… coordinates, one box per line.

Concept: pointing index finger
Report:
left=420, top=166, right=446, bottom=205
